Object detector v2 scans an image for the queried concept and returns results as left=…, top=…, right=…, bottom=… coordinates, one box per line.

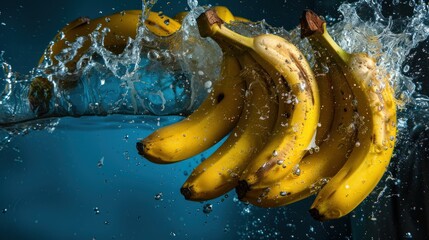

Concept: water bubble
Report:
left=404, top=232, right=413, bottom=239
left=104, top=220, right=109, bottom=225
left=154, top=192, right=163, bottom=200
left=2, top=208, right=7, bottom=213
left=292, top=165, right=301, bottom=176
left=202, top=203, right=213, bottom=214
left=97, top=157, right=104, bottom=168
left=164, top=19, right=170, bottom=26
left=123, top=134, right=129, bottom=141
left=355, top=141, right=361, bottom=147
left=402, top=64, right=409, bottom=74
left=279, top=191, right=289, bottom=196
left=310, top=178, right=331, bottom=194
left=204, top=80, right=212, bottom=89
left=224, top=224, right=230, bottom=232
left=93, top=207, right=100, bottom=214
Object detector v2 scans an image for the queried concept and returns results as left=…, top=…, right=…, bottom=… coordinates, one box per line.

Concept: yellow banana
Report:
left=137, top=7, right=247, bottom=164
left=313, top=66, right=334, bottom=144
left=41, top=10, right=181, bottom=70
left=301, top=10, right=397, bottom=220
left=244, top=57, right=357, bottom=208
left=137, top=50, right=245, bottom=163
left=197, top=9, right=320, bottom=197
left=180, top=52, right=278, bottom=200
left=30, top=10, right=181, bottom=114
left=173, top=6, right=249, bottom=25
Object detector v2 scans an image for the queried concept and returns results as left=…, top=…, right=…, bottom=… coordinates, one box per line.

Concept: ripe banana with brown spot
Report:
left=180, top=52, right=278, bottom=200
left=301, top=10, right=397, bottom=221
left=196, top=9, right=320, bottom=199
left=137, top=7, right=246, bottom=163
left=41, top=10, right=181, bottom=69
left=243, top=54, right=357, bottom=208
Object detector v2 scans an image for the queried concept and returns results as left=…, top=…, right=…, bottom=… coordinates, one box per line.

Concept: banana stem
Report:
left=300, top=10, right=351, bottom=64
left=197, top=9, right=254, bottom=52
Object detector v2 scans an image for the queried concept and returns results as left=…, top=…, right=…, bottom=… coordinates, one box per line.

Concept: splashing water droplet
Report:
left=404, top=232, right=413, bottom=239
left=187, top=0, right=198, bottom=9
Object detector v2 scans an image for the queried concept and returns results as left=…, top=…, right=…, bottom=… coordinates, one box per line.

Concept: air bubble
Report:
left=403, top=64, right=410, bottom=73
left=202, top=203, right=213, bottom=214
left=154, top=192, right=163, bottom=200
left=97, top=157, right=104, bottom=168
left=94, top=207, right=100, bottom=214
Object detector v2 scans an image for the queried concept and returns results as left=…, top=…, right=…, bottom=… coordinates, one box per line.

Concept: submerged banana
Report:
left=197, top=9, right=320, bottom=197
left=40, top=10, right=181, bottom=72
left=180, top=52, right=278, bottom=200
left=43, top=10, right=181, bottom=69
left=137, top=7, right=246, bottom=163
left=30, top=11, right=181, bottom=113
left=301, top=10, right=397, bottom=221
left=244, top=52, right=357, bottom=207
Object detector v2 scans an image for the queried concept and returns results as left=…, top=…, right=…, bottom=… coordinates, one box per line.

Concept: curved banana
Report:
left=180, top=52, right=278, bottom=200
left=301, top=10, right=397, bottom=220
left=244, top=56, right=357, bottom=207
left=197, top=9, right=320, bottom=197
left=42, top=10, right=181, bottom=69
left=137, top=7, right=246, bottom=163
left=30, top=10, right=181, bottom=114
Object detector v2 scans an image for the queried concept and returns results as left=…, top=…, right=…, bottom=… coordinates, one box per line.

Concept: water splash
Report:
left=0, top=2, right=222, bottom=146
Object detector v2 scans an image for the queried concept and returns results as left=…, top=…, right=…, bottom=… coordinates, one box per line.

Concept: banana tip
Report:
left=235, top=180, right=250, bottom=200
left=309, top=208, right=325, bottom=221
left=180, top=186, right=193, bottom=200
left=136, top=141, right=145, bottom=156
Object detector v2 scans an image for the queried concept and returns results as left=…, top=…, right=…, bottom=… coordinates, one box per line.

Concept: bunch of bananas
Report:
left=30, top=5, right=397, bottom=221
left=137, top=8, right=397, bottom=221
